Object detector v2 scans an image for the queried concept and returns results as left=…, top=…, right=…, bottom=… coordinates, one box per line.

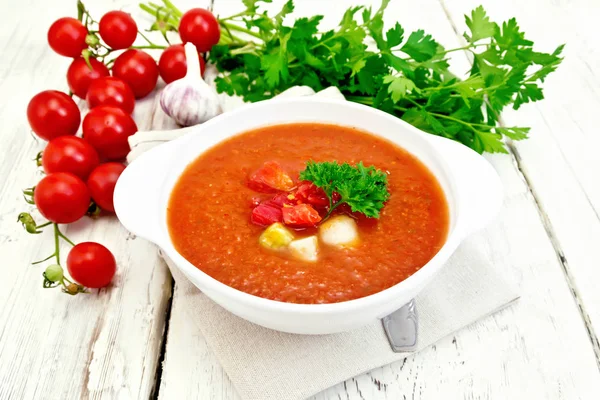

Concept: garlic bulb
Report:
left=160, top=42, right=222, bottom=126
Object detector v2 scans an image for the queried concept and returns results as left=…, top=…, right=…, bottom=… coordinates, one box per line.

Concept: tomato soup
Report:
left=168, top=123, right=449, bottom=304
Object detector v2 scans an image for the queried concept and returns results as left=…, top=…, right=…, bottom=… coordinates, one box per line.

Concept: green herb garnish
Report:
left=299, top=161, right=390, bottom=219
left=140, top=0, right=564, bottom=154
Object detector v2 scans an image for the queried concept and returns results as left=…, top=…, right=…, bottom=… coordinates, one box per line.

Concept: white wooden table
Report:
left=1, top=0, right=599, bottom=398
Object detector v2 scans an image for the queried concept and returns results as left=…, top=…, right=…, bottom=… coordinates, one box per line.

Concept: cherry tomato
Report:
left=282, top=204, right=322, bottom=228
left=99, top=11, right=137, bottom=50
left=112, top=50, right=159, bottom=98
left=27, top=90, right=80, bottom=141
left=47, top=17, right=88, bottom=58
left=178, top=8, right=220, bottom=53
left=67, top=57, right=110, bottom=99
left=67, top=242, right=116, bottom=288
left=158, top=44, right=206, bottom=84
left=83, top=106, right=137, bottom=160
left=42, top=136, right=100, bottom=179
left=86, top=77, right=135, bottom=114
left=87, top=163, right=126, bottom=212
left=34, top=172, right=90, bottom=224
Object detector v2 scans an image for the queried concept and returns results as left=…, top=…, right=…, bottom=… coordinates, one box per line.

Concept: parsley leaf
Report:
left=464, top=6, right=496, bottom=42
left=242, top=0, right=272, bottom=13
left=384, top=75, right=418, bottom=102
left=400, top=30, right=438, bottom=62
left=386, top=23, right=404, bottom=48
left=274, top=0, right=294, bottom=26
left=299, top=161, right=390, bottom=218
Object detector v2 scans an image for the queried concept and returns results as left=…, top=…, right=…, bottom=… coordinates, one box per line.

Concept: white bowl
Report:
left=114, top=98, right=503, bottom=335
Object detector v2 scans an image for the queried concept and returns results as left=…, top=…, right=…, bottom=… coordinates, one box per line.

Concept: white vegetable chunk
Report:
left=319, top=215, right=359, bottom=248
left=259, top=223, right=294, bottom=250
left=289, top=236, right=319, bottom=262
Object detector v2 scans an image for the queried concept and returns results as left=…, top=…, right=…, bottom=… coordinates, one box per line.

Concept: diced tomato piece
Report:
left=282, top=204, right=322, bottom=228
left=248, top=161, right=294, bottom=193
left=251, top=203, right=283, bottom=226
left=266, top=192, right=297, bottom=208
left=250, top=195, right=268, bottom=208
left=295, top=181, right=329, bottom=208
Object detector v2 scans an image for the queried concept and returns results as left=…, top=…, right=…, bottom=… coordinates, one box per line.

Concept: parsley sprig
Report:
left=299, top=161, right=390, bottom=219
left=141, top=0, right=564, bottom=154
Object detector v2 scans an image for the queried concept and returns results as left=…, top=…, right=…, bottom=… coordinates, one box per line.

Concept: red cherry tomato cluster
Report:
left=21, top=2, right=221, bottom=296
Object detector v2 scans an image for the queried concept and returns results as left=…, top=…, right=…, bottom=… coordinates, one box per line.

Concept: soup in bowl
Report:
left=168, top=123, right=449, bottom=304
left=114, top=98, right=502, bottom=334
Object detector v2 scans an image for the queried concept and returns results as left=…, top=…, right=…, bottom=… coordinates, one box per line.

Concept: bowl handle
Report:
left=427, top=135, right=504, bottom=238
left=113, top=139, right=182, bottom=246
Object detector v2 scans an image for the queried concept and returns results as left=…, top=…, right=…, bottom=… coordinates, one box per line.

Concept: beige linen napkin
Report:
left=127, top=87, right=519, bottom=400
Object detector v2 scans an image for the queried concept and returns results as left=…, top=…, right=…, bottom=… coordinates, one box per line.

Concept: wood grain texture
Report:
left=157, top=1, right=600, bottom=400
left=439, top=0, right=600, bottom=367
left=0, top=1, right=176, bottom=399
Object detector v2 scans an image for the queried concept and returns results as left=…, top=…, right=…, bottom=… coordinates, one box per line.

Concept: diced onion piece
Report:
left=259, top=222, right=294, bottom=250
left=319, top=215, right=359, bottom=248
left=289, top=236, right=319, bottom=262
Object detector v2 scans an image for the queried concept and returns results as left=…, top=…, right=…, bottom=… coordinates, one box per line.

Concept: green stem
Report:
left=130, top=44, right=168, bottom=50
left=139, top=3, right=179, bottom=26
left=37, top=221, right=52, bottom=229
left=349, top=94, right=492, bottom=133
left=53, top=224, right=61, bottom=265
left=78, top=1, right=97, bottom=25
left=221, top=21, right=237, bottom=43
left=137, top=30, right=161, bottom=47
left=420, top=81, right=466, bottom=93
left=218, top=11, right=250, bottom=21
left=404, top=97, right=423, bottom=108
left=32, top=253, right=55, bottom=265
left=230, top=42, right=259, bottom=56
left=219, top=21, right=262, bottom=40
left=345, top=95, right=373, bottom=105
left=140, top=3, right=158, bottom=16
left=310, top=33, right=339, bottom=50
left=427, top=112, right=494, bottom=128
left=149, top=1, right=163, bottom=10
left=323, top=200, right=343, bottom=221
left=437, top=43, right=487, bottom=55
left=220, top=35, right=234, bottom=45
left=33, top=224, right=76, bottom=266
left=57, top=229, right=76, bottom=247
left=161, top=0, right=182, bottom=16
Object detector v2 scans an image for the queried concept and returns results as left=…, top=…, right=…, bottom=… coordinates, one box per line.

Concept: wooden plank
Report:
left=0, top=1, right=187, bottom=398
left=158, top=0, right=600, bottom=399
left=157, top=285, right=241, bottom=400
left=439, top=0, right=600, bottom=367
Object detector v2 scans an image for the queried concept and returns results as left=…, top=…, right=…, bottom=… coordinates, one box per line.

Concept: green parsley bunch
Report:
left=142, top=0, right=564, bottom=154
